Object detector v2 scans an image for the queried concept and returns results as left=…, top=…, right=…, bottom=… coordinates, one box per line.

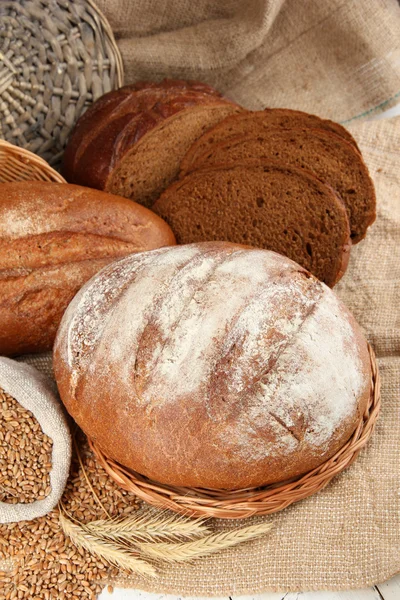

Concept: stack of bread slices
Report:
left=63, top=80, right=376, bottom=287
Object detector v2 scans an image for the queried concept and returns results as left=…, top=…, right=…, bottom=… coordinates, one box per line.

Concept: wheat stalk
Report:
left=85, top=509, right=211, bottom=543
left=137, top=521, right=273, bottom=563
left=72, top=431, right=111, bottom=519
left=59, top=511, right=157, bottom=578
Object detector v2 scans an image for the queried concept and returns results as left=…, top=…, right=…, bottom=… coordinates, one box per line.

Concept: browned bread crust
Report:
left=181, top=128, right=375, bottom=243
left=62, top=80, right=241, bottom=202
left=0, top=182, right=175, bottom=356
left=153, top=161, right=351, bottom=287
left=53, top=242, right=371, bottom=490
left=180, top=108, right=360, bottom=175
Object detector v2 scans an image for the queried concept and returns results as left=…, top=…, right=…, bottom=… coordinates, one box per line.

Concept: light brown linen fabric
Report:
left=96, top=0, right=400, bottom=121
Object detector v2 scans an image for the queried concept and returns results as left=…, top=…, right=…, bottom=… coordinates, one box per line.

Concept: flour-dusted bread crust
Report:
left=154, top=162, right=351, bottom=287
left=62, top=80, right=242, bottom=207
left=54, top=243, right=371, bottom=490
left=0, top=182, right=175, bottom=356
left=180, top=108, right=360, bottom=175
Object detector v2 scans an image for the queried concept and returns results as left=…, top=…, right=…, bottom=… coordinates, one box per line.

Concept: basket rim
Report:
left=89, top=343, right=381, bottom=519
left=86, top=0, right=124, bottom=89
left=0, top=139, right=67, bottom=183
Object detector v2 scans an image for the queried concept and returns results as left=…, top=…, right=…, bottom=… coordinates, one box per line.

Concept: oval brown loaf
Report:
left=0, top=182, right=176, bottom=356
left=181, top=128, right=376, bottom=243
left=62, top=80, right=242, bottom=208
left=180, top=108, right=360, bottom=175
left=53, top=242, right=371, bottom=490
left=153, top=162, right=351, bottom=287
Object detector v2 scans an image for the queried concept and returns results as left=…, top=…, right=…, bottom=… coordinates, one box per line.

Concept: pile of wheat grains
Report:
left=0, top=390, right=52, bottom=505
left=0, top=388, right=140, bottom=600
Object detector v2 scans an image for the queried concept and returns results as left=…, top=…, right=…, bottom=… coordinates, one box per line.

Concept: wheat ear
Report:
left=59, top=511, right=157, bottom=577
left=137, top=521, right=273, bottom=563
left=86, top=509, right=210, bottom=543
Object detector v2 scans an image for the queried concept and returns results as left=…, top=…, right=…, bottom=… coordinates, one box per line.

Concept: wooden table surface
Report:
left=98, top=574, right=400, bottom=600
left=99, top=104, right=400, bottom=600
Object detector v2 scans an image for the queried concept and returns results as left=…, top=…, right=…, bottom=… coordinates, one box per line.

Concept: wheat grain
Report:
left=0, top=390, right=52, bottom=504
left=0, top=427, right=140, bottom=599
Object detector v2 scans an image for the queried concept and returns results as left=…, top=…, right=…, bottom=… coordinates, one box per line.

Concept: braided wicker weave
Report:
left=0, top=0, right=123, bottom=167
left=89, top=344, right=381, bottom=520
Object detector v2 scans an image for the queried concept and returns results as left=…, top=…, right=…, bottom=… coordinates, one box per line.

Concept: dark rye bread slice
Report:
left=180, top=108, right=360, bottom=175
left=104, top=102, right=242, bottom=208
left=184, top=128, right=375, bottom=243
left=63, top=81, right=226, bottom=183
left=63, top=81, right=242, bottom=207
left=153, top=162, right=351, bottom=287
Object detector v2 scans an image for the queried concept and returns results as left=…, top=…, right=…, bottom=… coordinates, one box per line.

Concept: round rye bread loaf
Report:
left=53, top=242, right=371, bottom=490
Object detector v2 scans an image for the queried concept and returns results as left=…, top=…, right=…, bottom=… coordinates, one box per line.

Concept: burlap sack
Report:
left=96, top=0, right=400, bottom=121
left=0, top=358, right=71, bottom=524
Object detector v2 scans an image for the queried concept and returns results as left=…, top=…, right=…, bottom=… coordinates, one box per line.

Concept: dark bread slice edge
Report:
left=186, top=128, right=375, bottom=244
left=180, top=108, right=360, bottom=177
left=154, top=160, right=351, bottom=287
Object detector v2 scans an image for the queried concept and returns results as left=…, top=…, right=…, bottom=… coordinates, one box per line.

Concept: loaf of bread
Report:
left=180, top=108, right=361, bottom=174
left=154, top=162, right=351, bottom=287
left=54, top=242, right=371, bottom=490
left=63, top=79, right=242, bottom=208
left=0, top=182, right=175, bottom=356
left=180, top=127, right=376, bottom=243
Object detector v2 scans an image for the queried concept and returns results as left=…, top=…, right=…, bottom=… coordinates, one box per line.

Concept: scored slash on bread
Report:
left=153, top=161, right=351, bottom=287
left=180, top=127, right=376, bottom=243
left=62, top=80, right=242, bottom=207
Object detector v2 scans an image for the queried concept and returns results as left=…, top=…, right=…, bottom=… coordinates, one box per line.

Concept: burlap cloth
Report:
left=18, top=0, right=400, bottom=593
left=0, top=359, right=71, bottom=524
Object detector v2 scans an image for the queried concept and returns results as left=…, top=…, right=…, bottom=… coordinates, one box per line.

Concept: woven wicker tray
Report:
left=89, top=344, right=381, bottom=520
left=0, top=0, right=123, bottom=166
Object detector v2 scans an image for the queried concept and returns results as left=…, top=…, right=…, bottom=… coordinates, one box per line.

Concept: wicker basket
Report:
left=0, top=0, right=123, bottom=167
left=0, top=139, right=66, bottom=183
left=89, top=344, right=381, bottom=520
